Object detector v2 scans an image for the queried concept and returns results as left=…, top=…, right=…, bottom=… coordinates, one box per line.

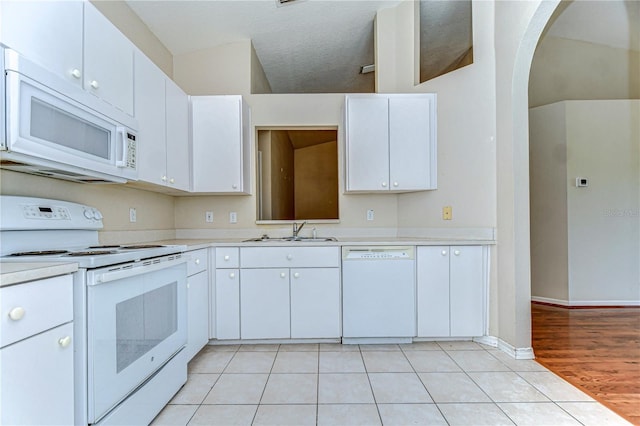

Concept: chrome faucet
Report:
left=292, top=221, right=306, bottom=239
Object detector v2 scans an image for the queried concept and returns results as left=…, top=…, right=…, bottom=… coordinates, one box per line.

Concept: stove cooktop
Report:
left=3, top=244, right=187, bottom=269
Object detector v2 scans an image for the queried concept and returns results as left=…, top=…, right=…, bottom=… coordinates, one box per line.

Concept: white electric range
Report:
left=0, top=196, right=189, bottom=425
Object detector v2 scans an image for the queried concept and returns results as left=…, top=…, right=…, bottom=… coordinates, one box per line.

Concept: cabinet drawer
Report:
left=240, top=247, right=340, bottom=268
left=187, top=248, right=208, bottom=276
left=1, top=274, right=73, bottom=347
left=215, top=247, right=239, bottom=268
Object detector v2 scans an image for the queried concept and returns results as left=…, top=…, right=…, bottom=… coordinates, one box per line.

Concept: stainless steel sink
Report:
left=242, top=236, right=338, bottom=243
left=283, top=237, right=338, bottom=242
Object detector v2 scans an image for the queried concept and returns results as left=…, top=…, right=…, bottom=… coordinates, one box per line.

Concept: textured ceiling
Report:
left=126, top=0, right=401, bottom=93
left=126, top=0, right=639, bottom=94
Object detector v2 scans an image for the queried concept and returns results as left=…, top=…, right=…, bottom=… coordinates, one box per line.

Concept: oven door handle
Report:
left=94, top=257, right=187, bottom=284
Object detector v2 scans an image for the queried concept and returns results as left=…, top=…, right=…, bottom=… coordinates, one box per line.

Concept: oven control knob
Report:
left=93, top=210, right=103, bottom=220
left=83, top=209, right=94, bottom=219
left=8, top=307, right=25, bottom=321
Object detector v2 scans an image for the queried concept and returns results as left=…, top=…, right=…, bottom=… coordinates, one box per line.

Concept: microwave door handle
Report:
left=115, top=127, right=127, bottom=167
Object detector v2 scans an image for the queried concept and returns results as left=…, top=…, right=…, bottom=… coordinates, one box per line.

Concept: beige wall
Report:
left=173, top=41, right=253, bottom=96
left=529, top=36, right=640, bottom=108
left=529, top=103, right=569, bottom=302
left=90, top=0, right=173, bottom=77
left=251, top=43, right=272, bottom=94
left=530, top=101, right=640, bottom=305
left=270, top=130, right=295, bottom=220
left=377, top=1, right=498, bottom=233
left=0, top=170, right=176, bottom=243
left=295, top=141, right=339, bottom=220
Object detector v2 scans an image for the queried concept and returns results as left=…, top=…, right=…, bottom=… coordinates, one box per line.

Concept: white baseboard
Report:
left=476, top=335, right=535, bottom=360
left=532, top=296, right=640, bottom=307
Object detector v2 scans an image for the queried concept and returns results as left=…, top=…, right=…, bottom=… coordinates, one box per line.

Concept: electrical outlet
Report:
left=229, top=212, right=237, bottom=224
left=442, top=206, right=452, bottom=220
left=205, top=211, right=214, bottom=223
left=129, top=207, right=137, bottom=223
left=367, top=209, right=374, bottom=221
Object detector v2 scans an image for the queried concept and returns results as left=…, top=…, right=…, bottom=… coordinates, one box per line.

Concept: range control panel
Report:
left=23, top=205, right=71, bottom=220
left=343, top=247, right=415, bottom=260
left=0, top=195, right=103, bottom=230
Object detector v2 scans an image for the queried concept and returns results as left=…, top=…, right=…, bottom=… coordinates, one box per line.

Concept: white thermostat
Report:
left=576, top=177, right=588, bottom=187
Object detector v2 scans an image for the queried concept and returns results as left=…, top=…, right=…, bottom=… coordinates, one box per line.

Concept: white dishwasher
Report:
left=342, top=246, right=416, bottom=343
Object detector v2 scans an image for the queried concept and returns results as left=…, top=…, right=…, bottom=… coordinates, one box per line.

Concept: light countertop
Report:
left=150, top=237, right=496, bottom=251
left=0, top=262, right=78, bottom=287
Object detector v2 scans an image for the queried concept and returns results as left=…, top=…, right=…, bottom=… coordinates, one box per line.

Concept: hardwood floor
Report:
left=531, top=303, right=640, bottom=425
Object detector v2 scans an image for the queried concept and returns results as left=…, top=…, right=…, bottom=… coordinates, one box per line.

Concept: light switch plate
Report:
left=229, top=212, right=237, bottom=223
left=129, top=207, right=137, bottom=223
left=205, top=211, right=214, bottom=223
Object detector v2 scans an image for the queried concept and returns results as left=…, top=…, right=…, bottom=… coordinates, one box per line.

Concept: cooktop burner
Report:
left=9, top=250, right=70, bottom=256
left=66, top=250, right=118, bottom=257
left=87, top=245, right=122, bottom=249
left=120, top=244, right=165, bottom=249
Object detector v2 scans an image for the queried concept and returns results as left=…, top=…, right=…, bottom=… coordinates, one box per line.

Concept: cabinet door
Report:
left=191, top=96, right=247, bottom=193
left=290, top=268, right=341, bottom=339
left=0, top=0, right=83, bottom=87
left=450, top=246, right=484, bottom=337
left=416, top=246, right=450, bottom=337
left=0, top=323, right=74, bottom=425
left=165, top=79, right=190, bottom=191
left=389, top=96, right=435, bottom=190
left=134, top=51, right=167, bottom=186
left=240, top=269, right=290, bottom=339
left=215, top=269, right=240, bottom=340
left=345, top=96, right=390, bottom=191
left=185, top=271, right=209, bottom=360
left=83, top=3, right=134, bottom=115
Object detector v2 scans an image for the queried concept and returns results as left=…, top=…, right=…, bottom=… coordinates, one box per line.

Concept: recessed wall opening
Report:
left=419, top=0, right=474, bottom=83
left=257, top=128, right=339, bottom=221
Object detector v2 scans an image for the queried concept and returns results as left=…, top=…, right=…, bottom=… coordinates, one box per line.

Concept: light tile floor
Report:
left=151, top=341, right=632, bottom=426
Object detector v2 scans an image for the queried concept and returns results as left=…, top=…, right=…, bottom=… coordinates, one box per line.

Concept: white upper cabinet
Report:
left=165, top=79, right=190, bottom=191
left=0, top=0, right=83, bottom=86
left=345, top=94, right=437, bottom=193
left=191, top=96, right=251, bottom=194
left=134, top=52, right=166, bottom=185
left=134, top=51, right=189, bottom=191
left=83, top=3, right=134, bottom=116
left=0, top=1, right=135, bottom=116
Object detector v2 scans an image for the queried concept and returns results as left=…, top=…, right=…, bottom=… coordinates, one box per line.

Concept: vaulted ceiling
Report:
left=125, top=0, right=640, bottom=94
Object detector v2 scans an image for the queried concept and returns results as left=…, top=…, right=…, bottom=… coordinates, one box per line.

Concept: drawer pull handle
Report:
left=8, top=307, right=25, bottom=321
left=224, top=255, right=230, bottom=261
left=71, top=68, right=81, bottom=79
left=90, top=80, right=99, bottom=89
left=280, top=272, right=286, bottom=278
left=58, top=336, right=72, bottom=348
left=454, top=250, right=461, bottom=256
left=286, top=254, right=293, bottom=260
left=229, top=272, right=235, bottom=279
left=441, top=250, right=447, bottom=256
left=195, top=258, right=200, bottom=265
left=293, top=272, right=300, bottom=279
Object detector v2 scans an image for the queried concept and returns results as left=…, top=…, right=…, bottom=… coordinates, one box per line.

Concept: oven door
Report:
left=86, top=259, right=187, bottom=423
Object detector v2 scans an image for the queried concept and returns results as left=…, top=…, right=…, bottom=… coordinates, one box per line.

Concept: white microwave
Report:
left=1, top=49, right=138, bottom=183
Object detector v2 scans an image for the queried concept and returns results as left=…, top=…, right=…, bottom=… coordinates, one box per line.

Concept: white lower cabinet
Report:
left=214, top=248, right=240, bottom=340
left=290, top=267, right=341, bottom=339
left=215, top=268, right=240, bottom=340
left=0, top=274, right=74, bottom=425
left=185, top=249, right=209, bottom=361
left=417, top=246, right=486, bottom=338
left=213, top=246, right=340, bottom=341
left=240, top=268, right=290, bottom=339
